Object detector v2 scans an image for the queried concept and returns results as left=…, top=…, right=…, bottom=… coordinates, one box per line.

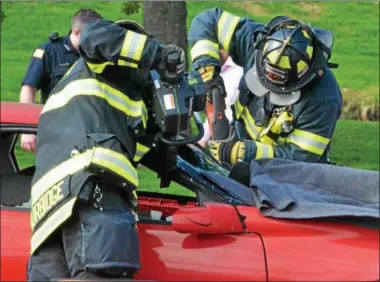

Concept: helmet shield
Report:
left=245, top=63, right=301, bottom=106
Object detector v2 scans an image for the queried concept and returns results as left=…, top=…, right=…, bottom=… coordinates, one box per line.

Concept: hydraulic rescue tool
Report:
left=147, top=52, right=207, bottom=187
left=205, top=86, right=230, bottom=141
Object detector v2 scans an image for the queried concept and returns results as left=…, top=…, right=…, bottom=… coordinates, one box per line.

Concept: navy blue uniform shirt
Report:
left=22, top=34, right=79, bottom=104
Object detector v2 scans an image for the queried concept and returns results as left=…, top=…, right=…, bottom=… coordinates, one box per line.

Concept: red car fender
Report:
left=237, top=206, right=380, bottom=281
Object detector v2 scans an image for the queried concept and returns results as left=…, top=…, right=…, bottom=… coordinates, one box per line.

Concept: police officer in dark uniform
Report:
left=188, top=8, right=342, bottom=165
left=27, top=18, right=185, bottom=281
left=20, top=8, right=102, bottom=152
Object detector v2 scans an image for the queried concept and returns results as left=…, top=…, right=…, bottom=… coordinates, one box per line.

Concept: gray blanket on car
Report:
left=249, top=158, right=380, bottom=219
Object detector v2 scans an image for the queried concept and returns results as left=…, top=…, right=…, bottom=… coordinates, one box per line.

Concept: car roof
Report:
left=1, top=102, right=42, bottom=125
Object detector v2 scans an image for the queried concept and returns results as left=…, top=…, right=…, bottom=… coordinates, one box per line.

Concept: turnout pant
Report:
left=27, top=183, right=140, bottom=281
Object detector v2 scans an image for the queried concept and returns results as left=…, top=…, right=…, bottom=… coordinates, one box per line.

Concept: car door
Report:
left=134, top=200, right=267, bottom=281
left=1, top=127, right=35, bottom=281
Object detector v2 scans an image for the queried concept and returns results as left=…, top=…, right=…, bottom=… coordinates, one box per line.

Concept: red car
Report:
left=1, top=101, right=379, bottom=281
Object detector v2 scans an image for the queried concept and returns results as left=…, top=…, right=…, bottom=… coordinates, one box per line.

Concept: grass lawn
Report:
left=329, top=120, right=379, bottom=171
left=1, top=1, right=379, bottom=103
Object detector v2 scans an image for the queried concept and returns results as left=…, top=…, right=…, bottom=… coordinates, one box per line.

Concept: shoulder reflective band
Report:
left=191, top=40, right=219, bottom=62
left=218, top=12, right=241, bottom=51
left=33, top=48, right=45, bottom=59
left=255, top=142, right=274, bottom=159
left=31, top=197, right=77, bottom=255
left=119, top=30, right=147, bottom=67
left=42, top=78, right=143, bottom=118
left=32, top=148, right=138, bottom=204
left=286, top=129, right=330, bottom=155
left=240, top=108, right=262, bottom=140
left=133, top=142, right=150, bottom=162
left=87, top=61, right=114, bottom=74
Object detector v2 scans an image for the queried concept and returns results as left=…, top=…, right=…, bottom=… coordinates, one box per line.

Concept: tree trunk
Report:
left=144, top=1, right=191, bottom=135
left=143, top=1, right=188, bottom=67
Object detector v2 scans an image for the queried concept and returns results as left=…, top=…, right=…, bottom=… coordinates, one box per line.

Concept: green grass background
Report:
left=1, top=1, right=379, bottom=102
left=2, top=2, right=379, bottom=196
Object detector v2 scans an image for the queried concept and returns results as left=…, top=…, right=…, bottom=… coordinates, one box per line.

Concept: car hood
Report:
left=237, top=206, right=380, bottom=281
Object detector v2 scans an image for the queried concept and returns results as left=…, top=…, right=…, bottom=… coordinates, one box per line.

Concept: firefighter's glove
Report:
left=206, top=74, right=227, bottom=103
left=208, top=139, right=256, bottom=165
left=198, top=66, right=226, bottom=102
left=158, top=44, right=186, bottom=83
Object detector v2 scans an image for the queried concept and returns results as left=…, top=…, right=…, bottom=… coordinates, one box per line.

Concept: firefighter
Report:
left=189, top=8, right=342, bottom=165
left=20, top=9, right=102, bottom=153
left=27, top=19, right=185, bottom=281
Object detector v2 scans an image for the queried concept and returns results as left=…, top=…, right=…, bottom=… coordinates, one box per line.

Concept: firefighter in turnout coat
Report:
left=188, top=8, right=342, bottom=165
left=28, top=19, right=185, bottom=281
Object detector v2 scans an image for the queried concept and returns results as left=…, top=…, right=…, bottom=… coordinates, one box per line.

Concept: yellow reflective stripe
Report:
left=141, top=101, right=148, bottom=128
left=117, top=59, right=138, bottom=68
left=32, top=148, right=138, bottom=204
left=191, top=40, right=219, bottom=61
left=255, top=142, right=274, bottom=159
left=218, top=12, right=241, bottom=51
left=120, top=30, right=147, bottom=62
left=286, top=129, right=330, bottom=155
left=42, top=79, right=143, bottom=118
left=133, top=142, right=150, bottom=162
left=133, top=33, right=147, bottom=61
left=92, top=147, right=138, bottom=187
left=234, top=98, right=244, bottom=119
left=120, top=31, right=134, bottom=59
left=31, top=151, right=93, bottom=203
left=87, top=61, right=114, bottom=74
left=102, top=81, right=142, bottom=117
left=240, top=109, right=262, bottom=140
left=31, top=197, right=77, bottom=254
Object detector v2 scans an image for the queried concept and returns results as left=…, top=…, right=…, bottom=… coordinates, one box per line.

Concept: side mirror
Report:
left=172, top=202, right=244, bottom=235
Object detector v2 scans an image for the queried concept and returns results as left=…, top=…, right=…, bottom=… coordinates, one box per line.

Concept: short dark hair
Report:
left=72, top=9, right=102, bottom=31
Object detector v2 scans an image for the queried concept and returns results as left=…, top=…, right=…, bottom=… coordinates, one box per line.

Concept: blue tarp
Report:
left=249, top=158, right=380, bottom=219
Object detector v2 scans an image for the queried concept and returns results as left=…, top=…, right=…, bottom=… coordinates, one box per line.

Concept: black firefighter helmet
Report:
left=245, top=17, right=337, bottom=106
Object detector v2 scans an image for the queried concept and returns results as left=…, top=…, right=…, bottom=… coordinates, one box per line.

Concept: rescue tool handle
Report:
left=211, top=87, right=230, bottom=141
left=167, top=53, right=180, bottom=74
left=157, top=114, right=204, bottom=146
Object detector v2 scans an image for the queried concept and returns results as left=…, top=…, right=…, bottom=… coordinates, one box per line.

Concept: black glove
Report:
left=207, top=73, right=227, bottom=103
left=158, top=44, right=185, bottom=83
